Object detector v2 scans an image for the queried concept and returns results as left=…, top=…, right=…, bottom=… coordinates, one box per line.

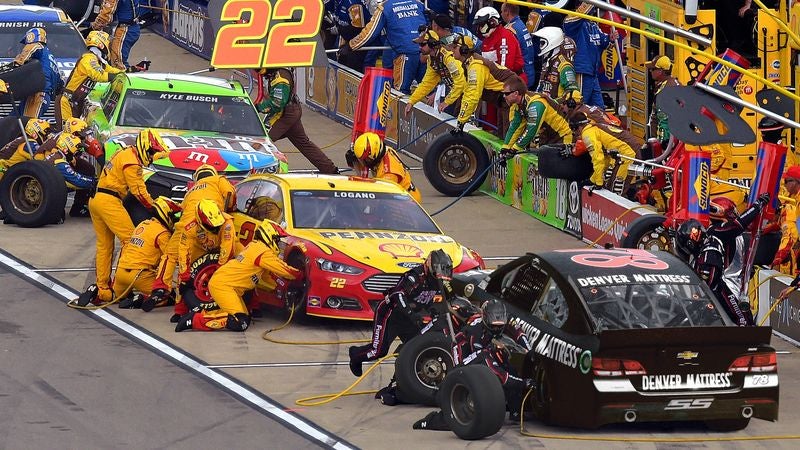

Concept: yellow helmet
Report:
left=193, top=163, right=218, bottom=182
left=63, top=118, right=88, bottom=137
left=196, top=199, right=225, bottom=233
left=254, top=219, right=282, bottom=252
left=56, top=133, right=81, bottom=156
left=352, top=132, right=385, bottom=167
left=85, top=30, right=110, bottom=51
left=454, top=33, right=475, bottom=54
left=136, top=128, right=168, bottom=165
left=25, top=119, right=51, bottom=144
left=152, top=196, right=182, bottom=231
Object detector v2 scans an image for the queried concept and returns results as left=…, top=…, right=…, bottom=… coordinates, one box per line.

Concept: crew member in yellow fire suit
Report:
left=405, top=28, right=465, bottom=115
left=57, top=31, right=123, bottom=124
left=175, top=199, right=243, bottom=313
left=175, top=219, right=302, bottom=332
left=345, top=132, right=421, bottom=202
left=76, top=128, right=168, bottom=306
left=568, top=112, right=638, bottom=193
left=114, top=196, right=182, bottom=308
left=500, top=77, right=572, bottom=158
left=150, top=164, right=235, bottom=316
left=0, top=118, right=51, bottom=178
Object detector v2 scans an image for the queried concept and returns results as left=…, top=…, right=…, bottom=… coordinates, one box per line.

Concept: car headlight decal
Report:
left=316, top=257, right=364, bottom=275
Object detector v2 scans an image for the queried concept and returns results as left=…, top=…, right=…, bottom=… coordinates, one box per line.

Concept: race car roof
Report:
left=534, top=248, right=698, bottom=281
left=259, top=173, right=411, bottom=194
left=123, top=73, right=247, bottom=96
left=0, top=5, right=68, bottom=22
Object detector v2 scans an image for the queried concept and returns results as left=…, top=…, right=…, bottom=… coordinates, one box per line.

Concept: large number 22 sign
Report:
left=211, top=0, right=323, bottom=69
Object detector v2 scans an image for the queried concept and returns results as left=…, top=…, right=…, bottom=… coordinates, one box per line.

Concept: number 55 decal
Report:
left=211, top=0, right=323, bottom=69
left=664, top=398, right=714, bottom=410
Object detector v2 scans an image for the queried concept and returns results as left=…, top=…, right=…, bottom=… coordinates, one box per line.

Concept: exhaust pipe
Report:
left=624, top=410, right=637, bottom=423
left=741, top=406, right=754, bottom=419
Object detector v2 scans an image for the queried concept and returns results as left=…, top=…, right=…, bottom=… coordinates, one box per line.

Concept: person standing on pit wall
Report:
left=405, top=28, right=466, bottom=115
left=562, top=2, right=613, bottom=109
left=500, top=3, right=537, bottom=90
left=346, top=132, right=422, bottom=202
left=75, top=129, right=168, bottom=306
left=499, top=77, right=573, bottom=160
left=340, top=0, right=428, bottom=94
left=257, top=68, right=339, bottom=174
left=90, top=0, right=145, bottom=71
left=646, top=55, right=680, bottom=145
left=772, top=166, right=800, bottom=275
left=175, top=219, right=302, bottom=332
left=12, top=27, right=64, bottom=119
left=532, top=26, right=582, bottom=106
left=57, top=31, right=124, bottom=124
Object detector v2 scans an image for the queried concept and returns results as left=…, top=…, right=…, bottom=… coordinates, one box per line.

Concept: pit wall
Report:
left=148, top=2, right=795, bottom=337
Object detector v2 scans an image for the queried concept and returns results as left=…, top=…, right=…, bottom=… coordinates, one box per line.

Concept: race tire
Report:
left=285, top=251, right=308, bottom=315
left=620, top=214, right=670, bottom=251
left=0, top=117, right=30, bottom=152
left=754, top=230, right=781, bottom=266
left=0, top=160, right=66, bottom=227
left=123, top=193, right=154, bottom=226
left=705, top=418, right=750, bottom=431
left=0, top=60, right=46, bottom=103
left=438, top=365, right=506, bottom=440
left=187, top=253, right=221, bottom=310
left=395, top=332, right=455, bottom=406
left=423, top=132, right=490, bottom=197
left=530, top=360, right=552, bottom=423
left=535, top=145, right=593, bottom=181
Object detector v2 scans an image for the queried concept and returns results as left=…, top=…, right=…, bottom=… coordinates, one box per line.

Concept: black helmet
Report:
left=450, top=296, right=479, bottom=324
left=675, top=219, right=706, bottom=260
left=758, top=117, right=785, bottom=144
left=424, top=249, right=453, bottom=279
left=481, top=299, right=507, bottom=337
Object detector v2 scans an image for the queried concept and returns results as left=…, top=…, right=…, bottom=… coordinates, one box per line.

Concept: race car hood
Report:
left=105, top=129, right=285, bottom=173
left=293, top=229, right=467, bottom=272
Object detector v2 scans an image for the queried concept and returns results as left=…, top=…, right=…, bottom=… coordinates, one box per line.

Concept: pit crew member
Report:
left=532, top=26, right=581, bottom=104
left=646, top=55, right=680, bottom=144
left=405, top=28, right=465, bottom=115
left=346, top=132, right=421, bottom=202
left=91, top=0, right=149, bottom=71
left=472, top=6, right=525, bottom=84
left=0, top=119, right=52, bottom=180
left=12, top=27, right=64, bottom=119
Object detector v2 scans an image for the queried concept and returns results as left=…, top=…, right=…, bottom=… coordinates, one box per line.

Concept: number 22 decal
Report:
left=211, top=0, right=323, bottom=69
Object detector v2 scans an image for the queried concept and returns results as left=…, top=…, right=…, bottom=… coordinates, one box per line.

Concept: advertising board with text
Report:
left=580, top=187, right=654, bottom=248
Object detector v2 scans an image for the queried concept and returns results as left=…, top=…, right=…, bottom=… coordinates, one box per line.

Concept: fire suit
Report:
left=38, top=143, right=97, bottom=191
left=452, top=318, right=532, bottom=414
left=373, top=146, right=421, bottom=202
left=457, top=55, right=516, bottom=136
left=689, top=200, right=767, bottom=326
left=258, top=69, right=338, bottom=174
left=13, top=42, right=64, bottom=118
left=348, top=0, right=427, bottom=93
left=649, top=76, right=681, bottom=142
left=536, top=36, right=580, bottom=101
left=92, top=0, right=142, bottom=70
left=334, top=0, right=372, bottom=70
left=408, top=47, right=465, bottom=112
left=480, top=25, right=526, bottom=85
left=349, top=266, right=444, bottom=366
left=0, top=137, right=38, bottom=180
left=563, top=15, right=610, bottom=108
left=577, top=122, right=639, bottom=187
left=88, top=146, right=154, bottom=302
left=112, top=217, right=171, bottom=300
left=503, top=92, right=573, bottom=152
left=772, top=190, right=800, bottom=274
left=153, top=174, right=236, bottom=293
left=505, top=15, right=537, bottom=89
left=183, top=241, right=301, bottom=331
left=57, top=49, right=123, bottom=123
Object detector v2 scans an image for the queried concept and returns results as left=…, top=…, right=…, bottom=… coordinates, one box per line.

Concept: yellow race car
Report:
left=231, top=173, right=485, bottom=320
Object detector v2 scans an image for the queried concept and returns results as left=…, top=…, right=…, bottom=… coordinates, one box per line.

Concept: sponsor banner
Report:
left=398, top=99, right=454, bottom=160
left=580, top=187, right=653, bottom=248
left=303, top=61, right=398, bottom=147
left=767, top=275, right=800, bottom=343
left=565, top=181, right=582, bottom=238
left=150, top=0, right=214, bottom=59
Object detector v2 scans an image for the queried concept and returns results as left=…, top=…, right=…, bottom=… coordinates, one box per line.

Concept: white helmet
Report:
left=533, top=26, right=565, bottom=57
left=473, top=6, right=501, bottom=37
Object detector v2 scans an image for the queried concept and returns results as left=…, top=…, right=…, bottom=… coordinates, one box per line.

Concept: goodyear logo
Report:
left=377, top=81, right=391, bottom=127
left=693, top=161, right=710, bottom=211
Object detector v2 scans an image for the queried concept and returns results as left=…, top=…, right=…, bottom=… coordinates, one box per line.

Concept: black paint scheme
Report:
left=451, top=248, right=778, bottom=429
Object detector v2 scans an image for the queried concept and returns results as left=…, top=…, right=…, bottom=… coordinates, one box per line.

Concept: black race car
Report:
left=441, top=248, right=778, bottom=439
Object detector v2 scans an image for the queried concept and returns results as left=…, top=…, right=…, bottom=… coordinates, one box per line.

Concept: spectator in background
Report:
left=472, top=6, right=526, bottom=85
left=332, top=0, right=373, bottom=71
left=341, top=0, right=428, bottom=93
left=562, top=3, right=612, bottom=109
left=500, top=3, right=538, bottom=89
left=426, top=0, right=449, bottom=16
left=430, top=13, right=481, bottom=52
left=772, top=166, right=800, bottom=275
left=646, top=55, right=680, bottom=144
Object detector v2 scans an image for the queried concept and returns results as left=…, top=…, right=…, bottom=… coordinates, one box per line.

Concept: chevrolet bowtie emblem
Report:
left=677, top=351, right=699, bottom=360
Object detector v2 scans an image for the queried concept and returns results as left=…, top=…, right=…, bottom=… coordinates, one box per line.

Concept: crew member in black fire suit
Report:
left=413, top=298, right=532, bottom=429
left=348, top=249, right=453, bottom=377
left=675, top=192, right=771, bottom=326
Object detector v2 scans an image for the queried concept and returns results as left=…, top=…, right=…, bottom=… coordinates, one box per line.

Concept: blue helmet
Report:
left=21, top=27, right=46, bottom=45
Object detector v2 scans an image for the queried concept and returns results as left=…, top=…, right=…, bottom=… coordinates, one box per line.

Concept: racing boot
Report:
left=118, top=293, right=145, bottom=309
left=348, top=346, right=364, bottom=377
left=225, top=313, right=252, bottom=332
left=141, top=288, right=174, bottom=312
left=76, top=284, right=99, bottom=307
left=412, top=411, right=450, bottom=431
left=174, top=311, right=197, bottom=332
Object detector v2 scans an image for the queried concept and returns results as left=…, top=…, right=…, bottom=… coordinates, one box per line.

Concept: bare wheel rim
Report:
left=414, top=347, right=451, bottom=388
left=438, top=144, right=477, bottom=184
left=450, top=383, right=476, bottom=426
left=636, top=225, right=671, bottom=252
left=10, top=174, right=43, bottom=214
